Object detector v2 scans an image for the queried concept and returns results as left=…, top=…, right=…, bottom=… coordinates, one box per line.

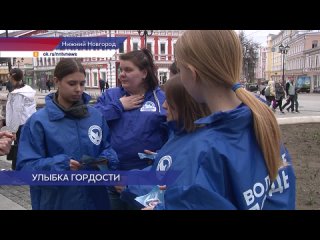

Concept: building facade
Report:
left=268, top=30, right=320, bottom=91
left=255, top=47, right=267, bottom=81
left=34, top=30, right=184, bottom=90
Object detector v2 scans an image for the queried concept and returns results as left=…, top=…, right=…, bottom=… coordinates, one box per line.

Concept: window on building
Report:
left=93, top=72, right=98, bottom=87
left=312, top=40, right=318, bottom=48
left=85, top=72, right=90, bottom=87
left=119, top=42, right=124, bottom=53
left=133, top=42, right=138, bottom=51
left=159, top=72, right=167, bottom=85
left=160, top=43, right=166, bottom=54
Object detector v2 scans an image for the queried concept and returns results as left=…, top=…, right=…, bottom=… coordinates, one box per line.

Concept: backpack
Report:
left=264, top=86, right=271, bottom=96
left=261, top=87, right=266, bottom=96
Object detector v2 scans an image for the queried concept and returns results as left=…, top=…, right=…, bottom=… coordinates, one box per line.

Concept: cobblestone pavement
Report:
left=0, top=157, right=31, bottom=210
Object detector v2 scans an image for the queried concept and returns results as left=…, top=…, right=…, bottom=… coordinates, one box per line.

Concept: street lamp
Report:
left=138, top=30, right=153, bottom=49
left=279, top=43, right=290, bottom=86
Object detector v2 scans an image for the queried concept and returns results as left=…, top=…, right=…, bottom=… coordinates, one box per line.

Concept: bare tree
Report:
left=238, top=31, right=260, bottom=83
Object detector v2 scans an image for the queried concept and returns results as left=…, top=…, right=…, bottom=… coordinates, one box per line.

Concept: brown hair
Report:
left=119, top=49, right=158, bottom=90
left=169, top=61, right=179, bottom=76
left=10, top=68, right=23, bottom=81
left=175, top=30, right=282, bottom=181
left=164, top=74, right=210, bottom=133
left=54, top=58, right=86, bottom=80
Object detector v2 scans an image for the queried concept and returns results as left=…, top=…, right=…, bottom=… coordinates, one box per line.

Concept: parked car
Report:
left=313, top=86, right=320, bottom=93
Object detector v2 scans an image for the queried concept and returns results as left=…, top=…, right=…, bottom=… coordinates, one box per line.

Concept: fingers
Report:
left=120, top=94, right=145, bottom=110
left=70, top=159, right=81, bottom=171
left=144, top=150, right=155, bottom=155
left=0, top=131, right=14, bottom=139
left=114, top=185, right=125, bottom=193
left=0, top=139, right=12, bottom=155
left=158, top=185, right=167, bottom=191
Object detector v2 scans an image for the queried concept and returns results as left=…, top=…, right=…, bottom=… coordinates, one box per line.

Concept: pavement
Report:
left=0, top=90, right=319, bottom=210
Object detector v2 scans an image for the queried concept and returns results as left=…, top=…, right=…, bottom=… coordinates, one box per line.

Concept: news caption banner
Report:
left=0, top=171, right=180, bottom=186
left=0, top=37, right=127, bottom=58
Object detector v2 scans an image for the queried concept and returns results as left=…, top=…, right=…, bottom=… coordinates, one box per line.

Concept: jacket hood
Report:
left=11, top=85, right=36, bottom=100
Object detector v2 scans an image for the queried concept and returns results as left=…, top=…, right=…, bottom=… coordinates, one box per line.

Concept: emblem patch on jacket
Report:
left=88, top=125, right=102, bottom=145
left=156, top=155, right=172, bottom=171
left=140, top=101, right=156, bottom=112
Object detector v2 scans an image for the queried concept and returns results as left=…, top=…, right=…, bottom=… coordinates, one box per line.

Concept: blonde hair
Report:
left=175, top=30, right=282, bottom=181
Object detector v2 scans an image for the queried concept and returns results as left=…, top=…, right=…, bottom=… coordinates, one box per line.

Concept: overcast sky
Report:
left=240, top=30, right=280, bottom=46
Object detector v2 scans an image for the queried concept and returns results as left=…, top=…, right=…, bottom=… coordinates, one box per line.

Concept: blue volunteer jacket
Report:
left=152, top=104, right=296, bottom=210
left=16, top=92, right=119, bottom=210
left=94, top=87, right=168, bottom=170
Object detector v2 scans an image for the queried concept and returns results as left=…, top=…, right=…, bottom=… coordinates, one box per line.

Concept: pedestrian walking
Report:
left=46, top=79, right=51, bottom=92
left=282, top=79, right=296, bottom=113
left=99, top=78, right=106, bottom=93
left=272, top=80, right=286, bottom=113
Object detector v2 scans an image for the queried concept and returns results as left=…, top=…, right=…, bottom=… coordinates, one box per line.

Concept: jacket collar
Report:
left=195, top=103, right=252, bottom=132
left=45, top=92, right=91, bottom=121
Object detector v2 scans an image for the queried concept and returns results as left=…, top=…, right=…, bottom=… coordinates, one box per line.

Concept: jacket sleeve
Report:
left=98, top=117, right=119, bottom=170
left=94, top=90, right=124, bottom=121
left=16, top=119, right=70, bottom=171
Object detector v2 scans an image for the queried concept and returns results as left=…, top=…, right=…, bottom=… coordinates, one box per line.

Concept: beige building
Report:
left=265, top=34, right=276, bottom=81
left=255, top=47, right=267, bottom=81
left=269, top=30, right=320, bottom=92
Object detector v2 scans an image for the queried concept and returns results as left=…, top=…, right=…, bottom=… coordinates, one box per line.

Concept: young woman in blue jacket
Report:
left=16, top=58, right=119, bottom=210
left=121, top=73, right=211, bottom=208
left=94, top=49, right=168, bottom=209
left=150, top=30, right=296, bottom=210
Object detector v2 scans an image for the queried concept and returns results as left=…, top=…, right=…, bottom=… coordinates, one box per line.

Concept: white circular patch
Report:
left=140, top=101, right=156, bottom=112
left=88, top=125, right=102, bottom=145
left=156, top=155, right=172, bottom=171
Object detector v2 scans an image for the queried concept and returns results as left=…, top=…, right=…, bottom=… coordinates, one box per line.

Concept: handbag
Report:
left=6, top=142, right=18, bottom=161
